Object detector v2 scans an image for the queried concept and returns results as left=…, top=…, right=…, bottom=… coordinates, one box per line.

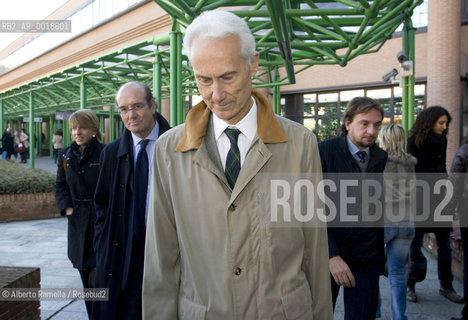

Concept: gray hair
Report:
left=182, top=10, right=256, bottom=64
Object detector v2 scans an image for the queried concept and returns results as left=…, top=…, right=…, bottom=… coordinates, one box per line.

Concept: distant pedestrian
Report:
left=2, top=128, right=14, bottom=159
left=52, top=129, right=63, bottom=164
left=15, top=129, right=29, bottom=163
left=55, top=109, right=105, bottom=319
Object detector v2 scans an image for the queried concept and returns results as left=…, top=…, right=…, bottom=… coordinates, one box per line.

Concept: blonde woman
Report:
left=54, top=109, right=105, bottom=318
left=378, top=123, right=416, bottom=320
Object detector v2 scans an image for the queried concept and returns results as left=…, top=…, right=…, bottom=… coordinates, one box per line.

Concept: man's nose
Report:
left=127, top=108, right=139, bottom=117
left=367, top=125, right=378, bottom=135
left=211, top=81, right=225, bottom=102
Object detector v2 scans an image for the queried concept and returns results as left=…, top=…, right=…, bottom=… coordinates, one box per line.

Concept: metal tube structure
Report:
left=170, top=28, right=179, bottom=127
left=29, top=92, right=35, bottom=168
left=0, top=99, right=3, bottom=136
left=80, top=74, right=86, bottom=109
left=153, top=47, right=162, bottom=113
left=407, top=19, right=416, bottom=130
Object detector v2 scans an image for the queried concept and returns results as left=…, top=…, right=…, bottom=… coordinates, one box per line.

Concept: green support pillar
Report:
left=407, top=21, right=416, bottom=130
left=99, top=115, right=104, bottom=139
left=80, top=74, right=86, bottom=109
left=109, top=108, right=115, bottom=142
left=153, top=47, right=162, bottom=113
left=0, top=99, right=4, bottom=135
left=63, top=121, right=70, bottom=147
left=29, top=92, right=35, bottom=168
left=176, top=33, right=184, bottom=125
left=273, top=85, right=281, bottom=115
left=36, top=122, right=42, bottom=156
left=49, top=116, right=54, bottom=158
left=401, top=18, right=416, bottom=132
left=170, top=27, right=182, bottom=126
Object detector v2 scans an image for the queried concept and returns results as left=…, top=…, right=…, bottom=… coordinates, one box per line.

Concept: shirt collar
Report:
left=212, top=96, right=257, bottom=141
left=346, top=135, right=369, bottom=156
left=131, top=120, right=159, bottom=148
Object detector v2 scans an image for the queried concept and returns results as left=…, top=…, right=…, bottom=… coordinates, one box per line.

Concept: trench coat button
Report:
left=120, top=184, right=125, bottom=189
left=234, top=267, right=242, bottom=276
left=229, top=204, right=237, bottom=212
left=112, top=241, right=119, bottom=247
left=117, top=212, right=123, bottom=217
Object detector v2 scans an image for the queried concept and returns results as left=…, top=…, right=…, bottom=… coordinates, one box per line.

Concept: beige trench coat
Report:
left=143, top=90, right=332, bottom=320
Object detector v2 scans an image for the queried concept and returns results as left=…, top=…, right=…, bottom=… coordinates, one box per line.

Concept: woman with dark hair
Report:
left=55, top=109, right=105, bottom=319
left=447, top=133, right=468, bottom=320
left=406, top=106, right=463, bottom=304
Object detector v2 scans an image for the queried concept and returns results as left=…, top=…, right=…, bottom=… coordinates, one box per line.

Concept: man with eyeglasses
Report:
left=93, top=81, right=170, bottom=320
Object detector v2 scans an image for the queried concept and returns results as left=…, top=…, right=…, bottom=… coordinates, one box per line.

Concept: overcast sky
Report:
left=0, top=0, right=68, bottom=51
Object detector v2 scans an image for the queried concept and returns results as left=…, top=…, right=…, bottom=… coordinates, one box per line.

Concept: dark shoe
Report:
left=407, top=287, right=418, bottom=302
left=440, top=288, right=464, bottom=304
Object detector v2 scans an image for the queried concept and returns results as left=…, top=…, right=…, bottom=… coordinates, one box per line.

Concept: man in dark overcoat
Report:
left=318, top=96, right=387, bottom=320
left=93, top=81, right=170, bottom=320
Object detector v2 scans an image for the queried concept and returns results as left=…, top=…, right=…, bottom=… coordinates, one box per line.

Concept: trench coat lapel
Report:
left=230, top=135, right=272, bottom=201
left=193, top=120, right=231, bottom=192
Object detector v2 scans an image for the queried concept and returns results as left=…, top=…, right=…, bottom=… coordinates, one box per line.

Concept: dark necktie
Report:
left=356, top=150, right=367, bottom=163
left=224, top=128, right=241, bottom=189
left=133, top=139, right=150, bottom=239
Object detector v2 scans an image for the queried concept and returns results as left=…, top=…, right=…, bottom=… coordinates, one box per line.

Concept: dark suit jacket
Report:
left=319, top=135, right=387, bottom=271
left=92, top=113, right=170, bottom=320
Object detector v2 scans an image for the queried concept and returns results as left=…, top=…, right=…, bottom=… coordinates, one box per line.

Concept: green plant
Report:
left=0, top=160, right=55, bottom=194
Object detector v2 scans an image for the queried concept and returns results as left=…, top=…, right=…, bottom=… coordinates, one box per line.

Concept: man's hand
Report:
left=65, top=208, right=73, bottom=216
left=329, top=256, right=356, bottom=288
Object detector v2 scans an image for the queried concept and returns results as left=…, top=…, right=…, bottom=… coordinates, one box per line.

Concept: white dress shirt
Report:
left=212, top=96, right=258, bottom=170
left=131, top=120, right=159, bottom=220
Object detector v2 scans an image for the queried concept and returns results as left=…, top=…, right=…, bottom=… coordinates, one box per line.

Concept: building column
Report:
left=426, top=0, right=461, bottom=164
left=161, top=99, right=171, bottom=124
left=284, top=94, right=304, bottom=125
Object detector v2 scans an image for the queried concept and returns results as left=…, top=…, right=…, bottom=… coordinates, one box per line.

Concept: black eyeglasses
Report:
left=117, top=101, right=149, bottom=114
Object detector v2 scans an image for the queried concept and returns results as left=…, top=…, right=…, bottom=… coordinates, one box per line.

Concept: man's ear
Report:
left=150, top=99, right=157, bottom=114
left=344, top=118, right=350, bottom=131
left=249, top=52, right=259, bottom=77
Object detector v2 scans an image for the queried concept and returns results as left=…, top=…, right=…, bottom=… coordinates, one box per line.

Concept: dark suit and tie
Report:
left=93, top=82, right=170, bottom=320
left=318, top=97, right=388, bottom=320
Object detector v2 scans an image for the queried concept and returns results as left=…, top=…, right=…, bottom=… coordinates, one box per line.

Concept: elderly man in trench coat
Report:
left=143, top=10, right=332, bottom=320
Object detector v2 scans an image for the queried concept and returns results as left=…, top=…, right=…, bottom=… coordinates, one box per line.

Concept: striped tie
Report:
left=224, top=128, right=241, bottom=189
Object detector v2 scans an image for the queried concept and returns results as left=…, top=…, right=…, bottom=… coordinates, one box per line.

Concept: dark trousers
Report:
left=331, top=263, right=380, bottom=320
left=53, top=148, right=59, bottom=163
left=79, top=268, right=96, bottom=319
left=460, top=227, right=468, bottom=319
left=116, top=235, right=145, bottom=320
left=408, top=228, right=453, bottom=289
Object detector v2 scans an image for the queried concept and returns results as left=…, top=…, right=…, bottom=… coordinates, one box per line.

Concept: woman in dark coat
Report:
left=55, top=109, right=105, bottom=318
left=1, top=128, right=14, bottom=159
left=406, top=106, right=463, bottom=304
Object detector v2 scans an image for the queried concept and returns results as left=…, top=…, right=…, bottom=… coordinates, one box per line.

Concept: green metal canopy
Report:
left=0, top=0, right=422, bottom=167
left=0, top=0, right=422, bottom=120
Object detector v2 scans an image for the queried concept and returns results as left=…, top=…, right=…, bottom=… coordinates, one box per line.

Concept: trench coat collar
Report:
left=175, top=89, right=288, bottom=152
